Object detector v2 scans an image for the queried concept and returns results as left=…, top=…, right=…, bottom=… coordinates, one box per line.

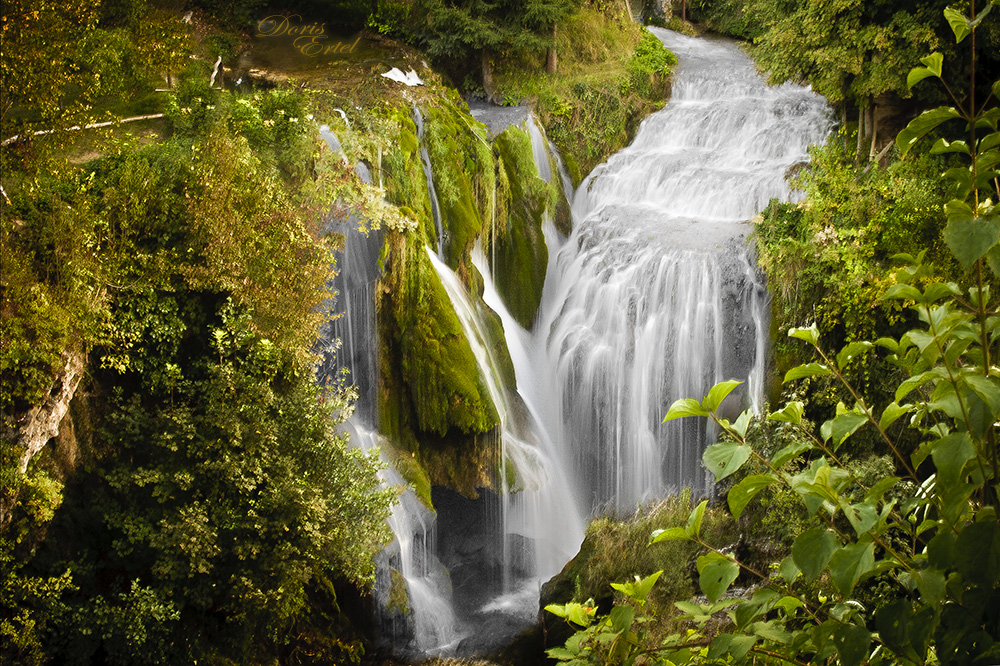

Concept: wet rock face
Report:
left=432, top=486, right=506, bottom=610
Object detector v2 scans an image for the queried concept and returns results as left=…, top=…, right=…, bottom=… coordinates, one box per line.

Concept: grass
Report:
left=494, top=2, right=675, bottom=182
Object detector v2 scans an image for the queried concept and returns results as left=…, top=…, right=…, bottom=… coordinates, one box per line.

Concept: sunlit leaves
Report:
left=610, top=570, right=662, bottom=603
left=697, top=552, right=739, bottom=603
left=897, top=107, right=961, bottom=156
left=703, top=441, right=752, bottom=481
left=906, top=52, right=943, bottom=89
left=728, top=474, right=778, bottom=520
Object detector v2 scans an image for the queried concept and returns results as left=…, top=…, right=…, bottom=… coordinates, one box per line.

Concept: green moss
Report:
left=387, top=569, right=410, bottom=614
left=493, top=9, right=674, bottom=182
left=381, top=105, right=436, bottom=246
left=488, top=126, right=552, bottom=329
left=422, top=94, right=496, bottom=277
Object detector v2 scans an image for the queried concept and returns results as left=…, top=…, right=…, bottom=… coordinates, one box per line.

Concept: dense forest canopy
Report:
left=2, top=0, right=1000, bottom=664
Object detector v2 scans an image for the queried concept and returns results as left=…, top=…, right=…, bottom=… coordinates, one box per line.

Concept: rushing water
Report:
left=529, top=28, right=830, bottom=513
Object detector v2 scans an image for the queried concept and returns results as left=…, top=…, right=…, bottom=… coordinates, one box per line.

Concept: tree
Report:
left=417, top=0, right=577, bottom=96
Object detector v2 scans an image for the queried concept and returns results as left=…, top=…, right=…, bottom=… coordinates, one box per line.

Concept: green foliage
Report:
left=491, top=124, right=550, bottom=328
left=495, top=12, right=674, bottom=182
left=0, top=0, right=192, bottom=141
left=2, top=77, right=399, bottom=664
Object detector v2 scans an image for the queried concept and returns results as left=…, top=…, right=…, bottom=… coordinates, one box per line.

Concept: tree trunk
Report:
left=682, top=0, right=686, bottom=22
left=482, top=49, right=497, bottom=103
left=546, top=24, right=558, bottom=74
left=855, top=105, right=865, bottom=166
left=868, top=106, right=878, bottom=161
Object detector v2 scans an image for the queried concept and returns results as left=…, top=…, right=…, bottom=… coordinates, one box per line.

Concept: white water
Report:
left=426, top=249, right=586, bottom=601
left=413, top=106, right=445, bottom=257
left=321, top=178, right=460, bottom=654
left=530, top=28, right=830, bottom=512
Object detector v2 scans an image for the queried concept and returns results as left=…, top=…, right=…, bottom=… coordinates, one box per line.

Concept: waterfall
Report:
left=533, top=28, right=830, bottom=512
left=425, top=250, right=586, bottom=612
left=319, top=166, right=461, bottom=655
left=331, top=26, right=829, bottom=656
left=413, top=106, right=445, bottom=257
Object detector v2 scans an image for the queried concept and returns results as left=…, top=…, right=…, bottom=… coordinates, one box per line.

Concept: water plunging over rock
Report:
left=532, top=28, right=830, bottom=512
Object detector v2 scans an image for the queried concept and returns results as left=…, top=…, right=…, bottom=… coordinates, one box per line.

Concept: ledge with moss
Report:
left=494, top=3, right=677, bottom=185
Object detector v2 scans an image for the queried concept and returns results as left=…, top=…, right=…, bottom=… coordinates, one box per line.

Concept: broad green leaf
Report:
left=730, top=409, right=752, bottom=439
left=931, top=432, right=976, bottom=485
left=728, top=634, right=758, bottom=660
left=565, top=601, right=596, bottom=627
left=774, top=596, right=804, bottom=616
left=832, top=622, right=872, bottom=666
left=545, top=646, right=577, bottom=660
left=734, top=589, right=781, bottom=628
left=907, top=66, right=938, bottom=90
left=697, top=552, right=739, bottom=603
left=897, top=107, right=961, bottom=156
left=788, top=325, right=820, bottom=345
left=792, top=527, right=839, bottom=580
left=784, top=363, right=832, bottom=383
left=896, top=370, right=939, bottom=402
left=663, top=398, right=708, bottom=422
left=609, top=605, right=635, bottom=633
left=545, top=603, right=569, bottom=619
left=829, top=408, right=868, bottom=448
left=880, top=402, right=911, bottom=429
left=836, top=341, right=873, bottom=369
left=864, top=476, right=899, bottom=504
left=703, top=380, right=742, bottom=413
left=768, top=401, right=804, bottom=425
left=955, top=522, right=1000, bottom=586
left=875, top=599, right=916, bottom=659
left=965, top=374, right=1000, bottom=418
left=752, top=620, right=792, bottom=644
left=703, top=442, right=752, bottom=481
left=650, top=526, right=691, bottom=543
left=829, top=539, right=876, bottom=596
left=944, top=6, right=971, bottom=42
left=930, top=137, right=970, bottom=155
left=771, top=440, right=812, bottom=467
left=728, top=473, right=779, bottom=520
left=708, top=634, right=734, bottom=660
left=687, top=499, right=708, bottom=537
left=921, top=51, right=944, bottom=76
left=912, top=569, right=946, bottom=605
left=779, top=555, right=800, bottom=584
left=943, top=210, right=1000, bottom=268
left=882, top=283, right=922, bottom=302
left=611, top=570, right=662, bottom=602
left=841, top=500, right=879, bottom=537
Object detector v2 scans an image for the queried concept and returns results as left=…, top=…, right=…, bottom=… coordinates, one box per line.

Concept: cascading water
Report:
left=317, top=158, right=460, bottom=655
left=328, top=26, right=829, bottom=656
left=533, top=28, right=830, bottom=513
left=425, top=249, right=585, bottom=628
left=413, top=106, right=446, bottom=257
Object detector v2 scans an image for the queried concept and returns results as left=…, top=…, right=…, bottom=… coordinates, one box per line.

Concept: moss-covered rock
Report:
left=491, top=126, right=550, bottom=330
left=377, top=230, right=506, bottom=497
left=422, top=92, right=495, bottom=280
